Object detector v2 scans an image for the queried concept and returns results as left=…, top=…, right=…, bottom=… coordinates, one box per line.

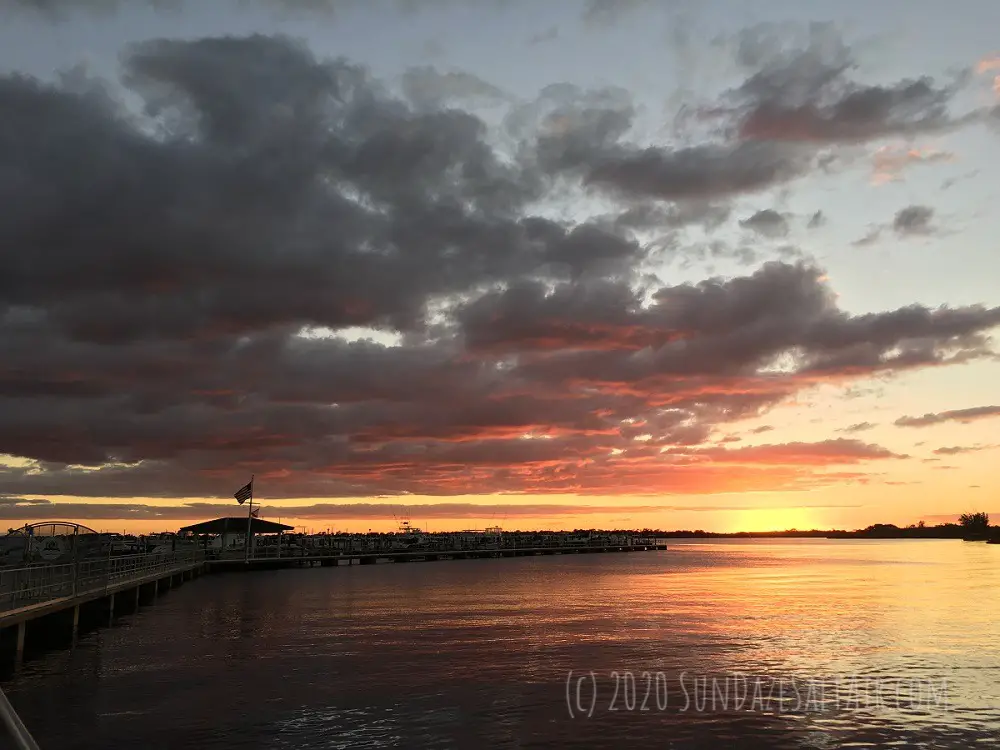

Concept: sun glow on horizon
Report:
left=723, top=507, right=823, bottom=534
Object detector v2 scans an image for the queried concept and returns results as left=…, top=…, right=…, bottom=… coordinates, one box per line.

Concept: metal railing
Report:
left=0, top=686, right=39, bottom=750
left=0, top=551, right=204, bottom=614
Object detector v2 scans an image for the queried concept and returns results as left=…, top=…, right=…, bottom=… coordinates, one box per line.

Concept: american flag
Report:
left=234, top=480, right=253, bottom=505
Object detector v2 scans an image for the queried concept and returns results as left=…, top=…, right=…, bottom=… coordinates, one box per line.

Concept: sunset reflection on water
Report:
left=6, top=539, right=1000, bottom=748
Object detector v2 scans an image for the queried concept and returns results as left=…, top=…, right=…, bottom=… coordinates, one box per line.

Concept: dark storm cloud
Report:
left=896, top=406, right=1000, bottom=427
left=739, top=209, right=789, bottom=238
left=580, top=141, right=813, bottom=203
left=457, top=261, right=1000, bottom=365
left=0, top=456, right=876, bottom=499
left=893, top=205, right=936, bottom=236
left=612, top=203, right=731, bottom=232
left=724, top=24, right=970, bottom=144
left=1, top=32, right=999, bottom=505
left=0, top=35, right=640, bottom=344
left=524, top=81, right=813, bottom=204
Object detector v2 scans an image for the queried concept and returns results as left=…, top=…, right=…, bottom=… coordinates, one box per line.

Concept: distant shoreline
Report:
left=628, top=524, right=974, bottom=540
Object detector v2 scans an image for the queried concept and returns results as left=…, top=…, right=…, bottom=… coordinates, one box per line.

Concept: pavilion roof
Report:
left=179, top=517, right=293, bottom=535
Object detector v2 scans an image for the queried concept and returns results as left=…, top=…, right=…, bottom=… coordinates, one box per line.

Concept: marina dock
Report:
left=207, top=541, right=668, bottom=572
left=0, top=521, right=668, bottom=666
left=0, top=551, right=205, bottom=667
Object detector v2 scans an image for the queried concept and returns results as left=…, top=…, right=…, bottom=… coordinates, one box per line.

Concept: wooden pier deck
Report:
left=0, top=542, right=667, bottom=664
left=207, top=543, right=668, bottom=572
left=0, top=552, right=205, bottom=665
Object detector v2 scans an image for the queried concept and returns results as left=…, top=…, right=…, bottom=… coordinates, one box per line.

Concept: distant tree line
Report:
left=566, top=516, right=992, bottom=539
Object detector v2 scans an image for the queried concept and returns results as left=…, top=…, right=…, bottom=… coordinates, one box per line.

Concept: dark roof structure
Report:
left=179, top=517, right=294, bottom=535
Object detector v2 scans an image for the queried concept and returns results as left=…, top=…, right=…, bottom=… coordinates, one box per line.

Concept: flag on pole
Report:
left=250, top=506, right=260, bottom=519
left=234, top=480, right=253, bottom=505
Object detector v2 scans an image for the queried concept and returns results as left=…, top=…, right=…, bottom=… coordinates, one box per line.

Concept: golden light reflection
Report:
left=598, top=539, right=1000, bottom=701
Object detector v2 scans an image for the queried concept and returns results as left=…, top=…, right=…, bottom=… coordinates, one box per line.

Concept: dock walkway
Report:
left=0, top=551, right=205, bottom=663
left=208, top=542, right=667, bottom=571
left=0, top=542, right=667, bottom=662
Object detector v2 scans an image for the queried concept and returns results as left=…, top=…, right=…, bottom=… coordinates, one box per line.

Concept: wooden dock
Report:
left=207, top=543, right=668, bottom=572
left=0, top=552, right=205, bottom=666
left=0, top=542, right=666, bottom=665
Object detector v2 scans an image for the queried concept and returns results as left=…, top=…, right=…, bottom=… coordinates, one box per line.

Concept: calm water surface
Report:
left=3, top=539, right=1000, bottom=749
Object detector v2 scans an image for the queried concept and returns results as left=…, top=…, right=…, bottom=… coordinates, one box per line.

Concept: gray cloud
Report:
left=581, top=0, right=653, bottom=26
left=1, top=35, right=635, bottom=345
left=521, top=80, right=815, bottom=204
left=612, top=202, right=731, bottom=232
left=526, top=26, right=559, bottom=46
left=581, top=141, right=813, bottom=203
left=724, top=24, right=970, bottom=144
left=852, top=204, right=937, bottom=246
left=932, top=445, right=992, bottom=455
left=838, top=422, right=876, bottom=433
left=896, top=406, right=1000, bottom=427
left=807, top=210, right=826, bottom=229
left=739, top=209, right=789, bottom=238
left=663, top=438, right=907, bottom=464
left=400, top=66, right=510, bottom=110
left=3, top=0, right=638, bottom=26
left=458, top=261, right=1000, bottom=362
left=893, top=205, right=936, bottom=236
left=0, top=0, right=507, bottom=19
left=852, top=227, right=883, bottom=247
left=0, top=32, right=998, bottom=504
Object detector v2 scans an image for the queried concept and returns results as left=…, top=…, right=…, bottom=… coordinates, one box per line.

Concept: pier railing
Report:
left=0, top=551, right=204, bottom=613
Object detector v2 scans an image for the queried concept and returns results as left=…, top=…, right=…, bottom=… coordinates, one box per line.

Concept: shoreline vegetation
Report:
left=634, top=513, right=998, bottom=540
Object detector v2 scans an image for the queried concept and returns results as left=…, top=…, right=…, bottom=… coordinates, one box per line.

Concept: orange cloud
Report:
left=871, top=145, right=954, bottom=185
left=662, top=439, right=907, bottom=465
left=976, top=56, right=1000, bottom=74
left=976, top=55, right=1000, bottom=96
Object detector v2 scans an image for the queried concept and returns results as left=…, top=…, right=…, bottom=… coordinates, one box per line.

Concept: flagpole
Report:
left=245, top=475, right=254, bottom=563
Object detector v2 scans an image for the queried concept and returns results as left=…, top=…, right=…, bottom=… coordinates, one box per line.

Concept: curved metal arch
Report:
left=18, top=521, right=100, bottom=537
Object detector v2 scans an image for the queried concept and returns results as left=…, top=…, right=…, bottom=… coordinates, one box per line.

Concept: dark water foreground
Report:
left=2, top=539, right=999, bottom=749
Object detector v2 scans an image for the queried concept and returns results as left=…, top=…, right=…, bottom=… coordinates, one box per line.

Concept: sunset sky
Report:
left=1, top=0, right=999, bottom=534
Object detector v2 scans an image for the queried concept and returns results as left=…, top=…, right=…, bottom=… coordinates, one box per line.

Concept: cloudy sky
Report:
left=1, top=0, right=999, bottom=533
